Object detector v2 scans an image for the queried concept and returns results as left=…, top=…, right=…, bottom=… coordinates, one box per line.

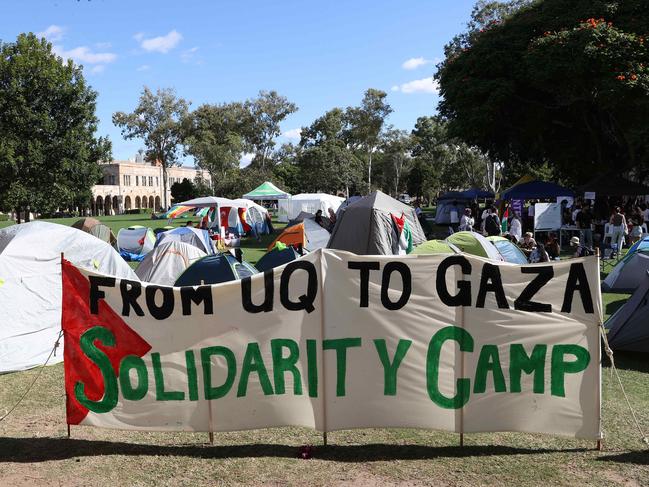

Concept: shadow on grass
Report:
left=0, top=437, right=589, bottom=463
left=597, top=451, right=649, bottom=465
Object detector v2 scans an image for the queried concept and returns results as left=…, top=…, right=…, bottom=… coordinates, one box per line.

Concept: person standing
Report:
left=485, top=206, right=501, bottom=237
left=609, top=206, right=627, bottom=251
left=449, top=202, right=460, bottom=232
left=509, top=211, right=522, bottom=243
left=459, top=208, right=474, bottom=232
left=576, top=204, right=593, bottom=249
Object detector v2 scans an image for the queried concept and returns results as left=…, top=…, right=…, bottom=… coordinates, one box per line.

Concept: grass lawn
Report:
left=0, top=215, right=647, bottom=485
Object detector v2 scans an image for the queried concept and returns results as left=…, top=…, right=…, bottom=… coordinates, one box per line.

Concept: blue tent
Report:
left=460, top=188, right=494, bottom=200
left=255, top=246, right=304, bottom=272
left=501, top=180, right=574, bottom=200
left=174, top=253, right=258, bottom=286
left=438, top=189, right=494, bottom=201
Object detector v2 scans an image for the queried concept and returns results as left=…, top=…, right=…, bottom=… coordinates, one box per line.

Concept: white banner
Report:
left=62, top=250, right=602, bottom=439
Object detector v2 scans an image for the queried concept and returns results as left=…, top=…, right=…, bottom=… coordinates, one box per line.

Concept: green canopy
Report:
left=412, top=239, right=458, bottom=255
left=446, top=231, right=503, bottom=261
left=243, top=181, right=290, bottom=200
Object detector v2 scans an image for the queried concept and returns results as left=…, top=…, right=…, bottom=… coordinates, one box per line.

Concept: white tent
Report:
left=0, top=222, right=138, bottom=373
left=136, top=240, right=206, bottom=285
left=281, top=193, right=344, bottom=222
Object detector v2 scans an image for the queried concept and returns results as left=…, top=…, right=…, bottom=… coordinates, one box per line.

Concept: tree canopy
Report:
left=0, top=33, right=111, bottom=216
left=113, top=87, right=189, bottom=209
left=437, top=0, right=649, bottom=184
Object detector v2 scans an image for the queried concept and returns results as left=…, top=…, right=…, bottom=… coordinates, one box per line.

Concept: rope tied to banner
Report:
left=0, top=331, right=63, bottom=423
left=600, top=323, right=649, bottom=446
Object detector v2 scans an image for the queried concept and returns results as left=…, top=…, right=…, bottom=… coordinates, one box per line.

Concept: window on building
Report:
left=123, top=175, right=127, bottom=186
left=156, top=177, right=159, bottom=186
left=149, top=176, right=153, bottom=186
left=136, top=176, right=139, bottom=186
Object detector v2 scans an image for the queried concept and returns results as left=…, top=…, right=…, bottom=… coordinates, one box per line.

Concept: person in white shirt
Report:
left=481, top=207, right=491, bottom=233
left=459, top=208, right=474, bottom=232
left=509, top=211, right=522, bottom=243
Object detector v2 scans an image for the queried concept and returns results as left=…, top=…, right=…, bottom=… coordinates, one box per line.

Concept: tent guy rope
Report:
left=0, top=330, right=63, bottom=423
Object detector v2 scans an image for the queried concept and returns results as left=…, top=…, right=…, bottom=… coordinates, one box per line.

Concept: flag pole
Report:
left=61, top=252, right=71, bottom=439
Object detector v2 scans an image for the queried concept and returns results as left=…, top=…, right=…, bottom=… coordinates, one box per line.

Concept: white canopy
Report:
left=285, top=193, right=344, bottom=220
left=0, top=222, right=138, bottom=373
left=232, top=198, right=269, bottom=215
left=178, top=196, right=238, bottom=208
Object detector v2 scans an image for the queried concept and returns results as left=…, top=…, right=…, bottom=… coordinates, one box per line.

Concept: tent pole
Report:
left=595, top=249, right=602, bottom=452
left=61, top=252, right=71, bottom=439
left=201, top=279, right=215, bottom=446
left=458, top=267, right=466, bottom=448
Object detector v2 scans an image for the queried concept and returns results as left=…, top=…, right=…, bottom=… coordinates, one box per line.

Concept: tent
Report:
left=486, top=236, right=529, bottom=264
left=412, top=240, right=459, bottom=255
left=155, top=226, right=214, bottom=254
left=255, top=245, right=304, bottom=272
left=117, top=226, right=156, bottom=261
left=605, top=273, right=649, bottom=352
left=602, top=253, right=649, bottom=293
left=174, top=253, right=258, bottom=286
left=242, top=181, right=290, bottom=200
left=268, top=218, right=331, bottom=252
left=627, top=236, right=649, bottom=256
left=136, top=241, right=207, bottom=285
left=232, top=198, right=271, bottom=235
left=435, top=199, right=470, bottom=225
left=578, top=174, right=649, bottom=197
left=446, top=231, right=504, bottom=261
left=0, top=222, right=138, bottom=373
left=71, top=217, right=116, bottom=246
left=282, top=193, right=344, bottom=221
left=501, top=180, right=574, bottom=200
left=337, top=196, right=363, bottom=217
left=328, top=191, right=426, bottom=255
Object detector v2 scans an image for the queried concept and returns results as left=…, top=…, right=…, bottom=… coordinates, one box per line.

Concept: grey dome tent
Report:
left=256, top=245, right=304, bottom=272
left=602, top=252, right=649, bottom=293
left=605, top=273, right=649, bottom=352
left=136, top=240, right=207, bottom=286
left=328, top=191, right=426, bottom=255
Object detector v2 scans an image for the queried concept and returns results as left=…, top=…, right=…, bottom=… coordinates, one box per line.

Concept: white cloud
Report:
left=36, top=25, right=65, bottom=42
left=54, top=45, right=117, bottom=64
left=90, top=65, right=105, bottom=74
left=95, top=42, right=112, bottom=49
left=136, top=64, right=150, bottom=72
left=402, top=57, right=430, bottom=70
left=181, top=46, right=199, bottom=63
left=137, top=30, right=183, bottom=53
left=282, top=128, right=302, bottom=140
left=240, top=153, right=255, bottom=168
left=391, top=77, right=439, bottom=94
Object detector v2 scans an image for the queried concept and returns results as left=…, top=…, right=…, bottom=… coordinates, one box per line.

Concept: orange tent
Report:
left=267, top=223, right=306, bottom=251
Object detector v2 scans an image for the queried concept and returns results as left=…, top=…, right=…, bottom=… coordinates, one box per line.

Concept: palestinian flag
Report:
left=391, top=213, right=413, bottom=255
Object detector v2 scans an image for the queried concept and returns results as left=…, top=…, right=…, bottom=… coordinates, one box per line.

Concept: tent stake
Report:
left=597, top=439, right=602, bottom=451
left=323, top=432, right=327, bottom=446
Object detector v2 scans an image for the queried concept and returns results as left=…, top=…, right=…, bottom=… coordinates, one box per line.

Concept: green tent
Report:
left=412, top=239, right=458, bottom=255
left=242, top=181, right=290, bottom=200
left=446, top=231, right=504, bottom=261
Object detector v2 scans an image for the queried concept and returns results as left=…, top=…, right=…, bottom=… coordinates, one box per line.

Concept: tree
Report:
left=170, top=178, right=197, bottom=203
left=437, top=0, right=649, bottom=184
left=246, top=90, right=298, bottom=169
left=298, top=108, right=363, bottom=195
left=183, top=102, right=248, bottom=194
left=0, top=33, right=111, bottom=218
left=345, top=89, right=393, bottom=193
left=113, top=87, right=189, bottom=209
left=380, top=128, right=412, bottom=196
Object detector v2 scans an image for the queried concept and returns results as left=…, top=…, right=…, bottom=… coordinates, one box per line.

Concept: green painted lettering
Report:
left=473, top=345, right=506, bottom=393
left=119, top=355, right=148, bottom=401
left=186, top=350, right=199, bottom=401
left=323, top=338, right=362, bottom=397
left=426, top=326, right=473, bottom=409
left=75, top=326, right=119, bottom=413
left=152, top=352, right=185, bottom=401
left=307, top=339, right=318, bottom=398
left=373, top=339, right=412, bottom=395
left=271, top=339, right=302, bottom=395
left=509, top=344, right=546, bottom=393
left=237, top=342, right=274, bottom=397
left=551, top=344, right=590, bottom=397
left=201, top=346, right=236, bottom=400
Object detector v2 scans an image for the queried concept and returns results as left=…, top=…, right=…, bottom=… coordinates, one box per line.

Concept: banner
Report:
left=62, top=250, right=602, bottom=439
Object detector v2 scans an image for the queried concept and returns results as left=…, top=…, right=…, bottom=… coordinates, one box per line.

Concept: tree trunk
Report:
left=15, top=208, right=21, bottom=224
left=25, top=205, right=30, bottom=222
left=162, top=165, right=169, bottom=210
left=367, top=151, right=372, bottom=194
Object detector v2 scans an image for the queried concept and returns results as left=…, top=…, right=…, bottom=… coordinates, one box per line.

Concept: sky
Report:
left=1, top=0, right=476, bottom=166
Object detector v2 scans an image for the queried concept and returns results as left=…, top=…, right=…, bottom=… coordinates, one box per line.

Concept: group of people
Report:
left=314, top=208, right=337, bottom=232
